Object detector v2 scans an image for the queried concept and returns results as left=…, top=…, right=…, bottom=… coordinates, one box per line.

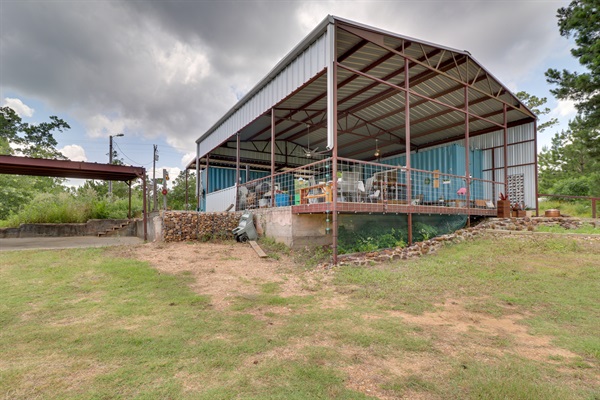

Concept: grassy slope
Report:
left=1, top=236, right=599, bottom=399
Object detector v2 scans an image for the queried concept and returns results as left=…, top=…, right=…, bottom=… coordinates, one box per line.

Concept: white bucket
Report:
left=259, top=199, right=269, bottom=208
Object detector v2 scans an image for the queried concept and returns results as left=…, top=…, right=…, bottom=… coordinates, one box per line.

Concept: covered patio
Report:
left=193, top=16, right=538, bottom=262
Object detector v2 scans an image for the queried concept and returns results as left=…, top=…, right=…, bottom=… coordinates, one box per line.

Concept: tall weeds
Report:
left=1, top=188, right=143, bottom=227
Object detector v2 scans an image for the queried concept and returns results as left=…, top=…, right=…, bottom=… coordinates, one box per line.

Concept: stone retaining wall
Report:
left=162, top=211, right=241, bottom=242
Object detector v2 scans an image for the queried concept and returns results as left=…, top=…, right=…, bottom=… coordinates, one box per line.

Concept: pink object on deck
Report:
left=456, top=187, right=467, bottom=195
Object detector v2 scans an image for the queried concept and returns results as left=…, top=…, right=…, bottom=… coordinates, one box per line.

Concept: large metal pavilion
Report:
left=192, top=16, right=538, bottom=262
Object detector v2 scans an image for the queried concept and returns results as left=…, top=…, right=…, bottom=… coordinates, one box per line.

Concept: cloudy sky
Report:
left=1, top=0, right=580, bottom=185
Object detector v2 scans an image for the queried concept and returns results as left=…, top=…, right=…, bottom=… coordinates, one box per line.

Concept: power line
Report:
left=113, top=141, right=153, bottom=166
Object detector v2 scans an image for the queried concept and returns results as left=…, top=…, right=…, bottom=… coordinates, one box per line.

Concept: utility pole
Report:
left=108, top=133, right=124, bottom=196
left=152, top=145, right=158, bottom=211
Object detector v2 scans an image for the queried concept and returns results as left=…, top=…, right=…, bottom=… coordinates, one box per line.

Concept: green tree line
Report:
left=539, top=0, right=599, bottom=199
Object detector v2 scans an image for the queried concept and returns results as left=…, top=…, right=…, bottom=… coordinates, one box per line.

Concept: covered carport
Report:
left=0, top=155, right=147, bottom=240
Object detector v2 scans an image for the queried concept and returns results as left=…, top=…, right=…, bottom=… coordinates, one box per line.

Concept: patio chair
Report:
left=411, top=193, right=424, bottom=205
left=339, top=171, right=359, bottom=202
left=363, top=177, right=380, bottom=203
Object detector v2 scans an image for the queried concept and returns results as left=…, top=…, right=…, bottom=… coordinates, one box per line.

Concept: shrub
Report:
left=550, top=176, right=591, bottom=197
left=1, top=188, right=143, bottom=227
left=338, top=224, right=407, bottom=254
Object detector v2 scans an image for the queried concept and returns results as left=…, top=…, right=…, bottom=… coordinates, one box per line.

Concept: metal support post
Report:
left=404, top=57, right=413, bottom=245
left=152, top=144, right=158, bottom=211
left=464, top=85, right=470, bottom=227
left=271, top=109, right=276, bottom=208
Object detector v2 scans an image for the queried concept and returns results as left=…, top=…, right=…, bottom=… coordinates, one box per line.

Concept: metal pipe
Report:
left=503, top=104, right=508, bottom=199
left=195, top=142, right=200, bottom=211
left=236, top=132, right=241, bottom=210
left=108, top=133, right=124, bottom=196
left=271, top=109, right=276, bottom=208
left=534, top=119, right=539, bottom=217
left=128, top=181, right=132, bottom=219
left=184, top=169, right=188, bottom=210
left=142, top=171, right=147, bottom=241
left=405, top=56, right=413, bottom=246
left=330, top=22, right=339, bottom=265
left=464, top=85, right=470, bottom=227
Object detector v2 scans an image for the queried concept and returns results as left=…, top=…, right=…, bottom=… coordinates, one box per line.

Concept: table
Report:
left=299, top=182, right=333, bottom=204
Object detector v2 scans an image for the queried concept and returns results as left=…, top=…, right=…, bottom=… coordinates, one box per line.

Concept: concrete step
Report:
left=97, top=220, right=132, bottom=237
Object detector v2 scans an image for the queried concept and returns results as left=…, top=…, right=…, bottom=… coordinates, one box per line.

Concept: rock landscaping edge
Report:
left=331, top=217, right=600, bottom=268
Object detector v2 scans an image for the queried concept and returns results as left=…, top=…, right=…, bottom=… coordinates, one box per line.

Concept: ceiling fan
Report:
left=301, top=125, right=329, bottom=158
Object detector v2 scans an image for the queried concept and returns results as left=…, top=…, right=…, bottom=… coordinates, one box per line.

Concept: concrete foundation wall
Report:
left=253, top=207, right=332, bottom=249
left=0, top=219, right=133, bottom=239
left=136, top=212, right=161, bottom=242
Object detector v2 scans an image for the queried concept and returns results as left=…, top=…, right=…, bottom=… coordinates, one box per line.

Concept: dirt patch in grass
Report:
left=113, top=241, right=316, bottom=310
left=390, top=298, right=579, bottom=363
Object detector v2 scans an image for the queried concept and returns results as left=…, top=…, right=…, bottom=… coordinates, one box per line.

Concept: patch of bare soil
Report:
left=388, top=299, right=578, bottom=363
left=116, top=241, right=312, bottom=310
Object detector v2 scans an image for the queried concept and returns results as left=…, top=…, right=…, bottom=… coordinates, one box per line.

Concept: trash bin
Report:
left=232, top=211, right=258, bottom=242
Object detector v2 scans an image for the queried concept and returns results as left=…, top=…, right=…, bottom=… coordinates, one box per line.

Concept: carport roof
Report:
left=0, top=155, right=145, bottom=181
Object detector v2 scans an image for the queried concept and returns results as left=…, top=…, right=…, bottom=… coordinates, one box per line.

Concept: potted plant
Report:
left=497, top=193, right=511, bottom=218
left=512, top=202, right=526, bottom=218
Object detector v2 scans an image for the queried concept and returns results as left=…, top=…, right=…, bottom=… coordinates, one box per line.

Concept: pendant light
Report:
left=374, top=138, right=380, bottom=158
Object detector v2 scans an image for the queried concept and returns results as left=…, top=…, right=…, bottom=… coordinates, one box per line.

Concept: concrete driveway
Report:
left=0, top=236, right=144, bottom=251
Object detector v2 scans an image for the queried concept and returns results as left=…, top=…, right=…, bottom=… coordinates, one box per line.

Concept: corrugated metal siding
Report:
left=380, top=144, right=483, bottom=179
left=471, top=122, right=536, bottom=208
left=203, top=167, right=268, bottom=194
left=199, top=32, right=329, bottom=157
left=508, top=165, right=536, bottom=209
left=206, top=187, right=237, bottom=212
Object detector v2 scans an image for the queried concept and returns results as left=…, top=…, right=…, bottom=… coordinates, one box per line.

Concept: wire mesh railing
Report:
left=236, top=158, right=334, bottom=210
left=235, top=157, right=504, bottom=215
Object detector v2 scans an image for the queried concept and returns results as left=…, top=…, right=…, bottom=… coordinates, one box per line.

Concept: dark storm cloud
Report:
left=1, top=0, right=566, bottom=152
left=1, top=0, right=307, bottom=149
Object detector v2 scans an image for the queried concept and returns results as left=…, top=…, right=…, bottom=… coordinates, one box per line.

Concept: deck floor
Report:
left=292, top=201, right=498, bottom=216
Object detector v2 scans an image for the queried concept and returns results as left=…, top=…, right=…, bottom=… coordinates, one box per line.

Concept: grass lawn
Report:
left=1, top=235, right=599, bottom=399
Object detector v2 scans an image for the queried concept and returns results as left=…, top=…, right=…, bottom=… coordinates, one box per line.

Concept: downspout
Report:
left=328, top=22, right=339, bottom=265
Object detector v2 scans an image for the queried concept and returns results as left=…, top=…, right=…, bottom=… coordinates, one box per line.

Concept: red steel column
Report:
left=184, top=169, right=188, bottom=211
left=404, top=56, right=412, bottom=245
left=503, top=104, right=508, bottom=200
left=205, top=153, right=210, bottom=204
left=330, top=23, right=339, bottom=265
left=271, top=109, right=276, bottom=208
left=464, top=85, right=470, bottom=226
left=534, top=119, right=539, bottom=216
left=236, top=132, right=241, bottom=210
left=128, top=181, right=132, bottom=219
left=332, top=66, right=339, bottom=265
